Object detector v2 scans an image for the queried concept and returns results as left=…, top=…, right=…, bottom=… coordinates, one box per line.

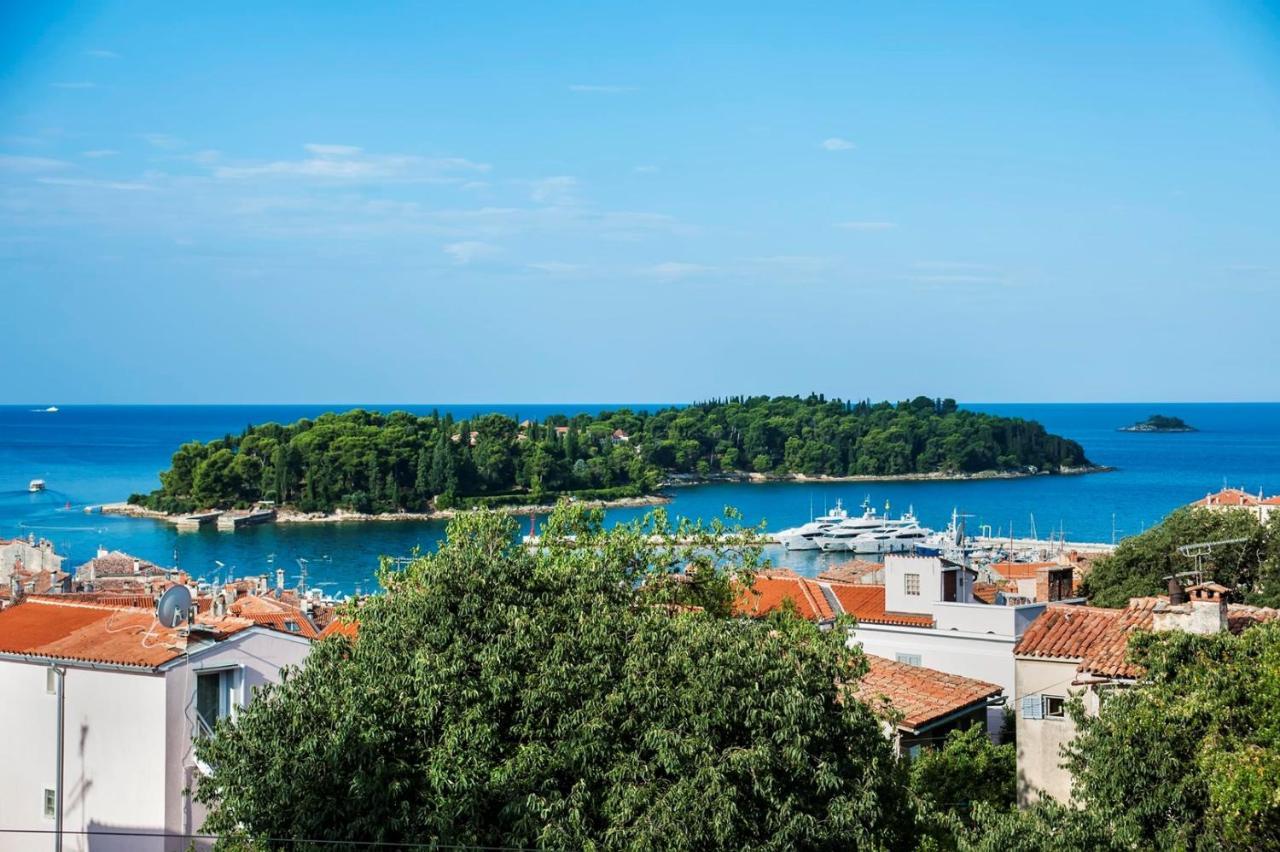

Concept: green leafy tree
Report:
left=1084, top=507, right=1279, bottom=607
left=909, top=724, right=1015, bottom=825
left=195, top=504, right=916, bottom=850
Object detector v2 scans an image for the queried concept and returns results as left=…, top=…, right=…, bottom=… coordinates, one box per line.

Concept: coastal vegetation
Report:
left=195, top=503, right=1280, bottom=850
left=195, top=506, right=917, bottom=848
left=1119, top=414, right=1197, bottom=432
left=129, top=395, right=1092, bottom=515
left=1083, top=507, right=1280, bottom=608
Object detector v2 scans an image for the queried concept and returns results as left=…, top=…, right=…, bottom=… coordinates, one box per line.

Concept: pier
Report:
left=216, top=508, right=277, bottom=531
left=176, top=511, right=222, bottom=531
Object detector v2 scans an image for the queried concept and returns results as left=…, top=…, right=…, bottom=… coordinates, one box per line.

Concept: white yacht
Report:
left=776, top=499, right=850, bottom=551
left=815, top=500, right=885, bottom=552
left=850, top=508, right=934, bottom=554
left=28, top=479, right=46, bottom=492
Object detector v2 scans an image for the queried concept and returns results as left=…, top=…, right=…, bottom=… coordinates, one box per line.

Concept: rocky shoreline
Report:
left=662, top=464, right=1112, bottom=487
left=100, top=494, right=671, bottom=526
left=101, top=465, right=1108, bottom=527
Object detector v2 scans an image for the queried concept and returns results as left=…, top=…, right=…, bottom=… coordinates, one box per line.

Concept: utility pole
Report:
left=52, top=664, right=65, bottom=852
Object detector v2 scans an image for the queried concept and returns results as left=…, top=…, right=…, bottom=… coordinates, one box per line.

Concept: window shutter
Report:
left=1022, top=695, right=1043, bottom=720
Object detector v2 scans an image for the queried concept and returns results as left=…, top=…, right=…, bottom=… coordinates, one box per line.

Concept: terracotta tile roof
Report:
left=817, top=560, right=883, bottom=584
left=29, top=593, right=156, bottom=609
left=827, top=583, right=935, bottom=627
left=972, top=582, right=1002, bottom=605
left=1195, top=488, right=1262, bottom=508
left=1016, top=597, right=1280, bottom=679
left=735, top=569, right=834, bottom=621
left=240, top=611, right=319, bottom=639
left=319, top=618, right=359, bottom=640
left=735, top=570, right=934, bottom=628
left=76, top=551, right=168, bottom=578
left=0, top=598, right=256, bottom=669
left=990, top=561, right=1058, bottom=581
left=852, top=655, right=1002, bottom=732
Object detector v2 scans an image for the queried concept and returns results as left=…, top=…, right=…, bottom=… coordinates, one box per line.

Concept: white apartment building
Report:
left=0, top=596, right=313, bottom=851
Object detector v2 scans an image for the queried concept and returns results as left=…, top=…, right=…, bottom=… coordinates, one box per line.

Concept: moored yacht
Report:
left=776, top=499, right=851, bottom=550
left=815, top=499, right=885, bottom=551
left=850, top=507, right=934, bottom=554
left=28, top=479, right=46, bottom=492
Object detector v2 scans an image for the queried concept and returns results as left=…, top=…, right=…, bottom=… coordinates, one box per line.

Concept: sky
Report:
left=2, top=2, right=1280, bottom=404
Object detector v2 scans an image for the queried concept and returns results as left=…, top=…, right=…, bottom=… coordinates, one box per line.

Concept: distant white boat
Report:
left=44, top=406, right=58, bottom=413
left=28, top=479, right=46, bottom=492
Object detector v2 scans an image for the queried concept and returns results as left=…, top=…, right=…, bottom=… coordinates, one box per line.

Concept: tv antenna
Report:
left=1177, top=538, right=1251, bottom=576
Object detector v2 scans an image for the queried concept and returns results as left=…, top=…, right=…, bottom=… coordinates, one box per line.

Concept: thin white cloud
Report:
left=51, top=82, right=97, bottom=90
left=910, top=274, right=1008, bottom=285
left=568, top=84, right=636, bottom=94
left=86, top=49, right=120, bottom=59
left=0, top=154, right=70, bottom=173
left=634, top=165, right=660, bottom=174
left=304, top=143, right=362, bottom=157
left=81, top=149, right=119, bottom=158
left=821, top=137, right=855, bottom=151
left=214, top=144, right=489, bottom=181
left=647, top=262, right=715, bottom=280
left=528, top=261, right=586, bottom=274
left=913, top=261, right=992, bottom=272
left=142, top=133, right=184, bottom=149
left=36, top=177, right=155, bottom=192
left=442, top=241, right=500, bottom=265
left=529, top=175, right=578, bottom=205
left=836, top=220, right=896, bottom=231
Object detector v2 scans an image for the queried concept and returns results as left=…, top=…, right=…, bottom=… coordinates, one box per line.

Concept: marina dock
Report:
left=176, top=511, right=222, bottom=531
left=216, top=508, right=277, bottom=531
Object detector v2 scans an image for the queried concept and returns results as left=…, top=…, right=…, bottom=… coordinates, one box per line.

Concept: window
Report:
left=1043, top=695, right=1066, bottom=719
left=895, top=653, right=922, bottom=667
left=195, top=669, right=239, bottom=737
left=43, top=788, right=55, bottom=818
left=904, top=573, right=921, bottom=596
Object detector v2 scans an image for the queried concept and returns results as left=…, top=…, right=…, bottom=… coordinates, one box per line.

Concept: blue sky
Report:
left=3, top=2, right=1279, bottom=403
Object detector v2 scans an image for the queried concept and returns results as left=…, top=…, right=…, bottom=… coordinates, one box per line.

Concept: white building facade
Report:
left=847, top=554, right=1080, bottom=731
left=0, top=599, right=312, bottom=851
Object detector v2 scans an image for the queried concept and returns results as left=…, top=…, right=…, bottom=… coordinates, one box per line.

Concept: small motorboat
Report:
left=29, top=479, right=46, bottom=492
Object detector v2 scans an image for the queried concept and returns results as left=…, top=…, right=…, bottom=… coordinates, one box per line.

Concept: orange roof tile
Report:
left=990, top=562, right=1058, bottom=581
left=1016, top=597, right=1280, bottom=679
left=735, top=570, right=834, bottom=621
left=853, top=655, right=1002, bottom=732
left=1194, top=488, right=1271, bottom=508
left=972, top=582, right=1002, bottom=605
left=319, top=619, right=359, bottom=640
left=0, top=598, right=257, bottom=669
left=827, top=583, right=935, bottom=628
left=735, top=571, right=933, bottom=628
left=817, top=560, right=882, bottom=584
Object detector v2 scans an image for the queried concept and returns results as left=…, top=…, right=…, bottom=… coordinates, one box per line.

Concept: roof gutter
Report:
left=0, top=649, right=160, bottom=674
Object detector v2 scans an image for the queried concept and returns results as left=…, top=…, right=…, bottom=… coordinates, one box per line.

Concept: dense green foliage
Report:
left=195, top=504, right=917, bottom=850
left=131, top=395, right=1091, bottom=514
left=909, top=724, right=1016, bottom=824
left=1059, top=622, right=1280, bottom=848
left=1121, top=414, right=1196, bottom=431
left=1084, top=507, right=1280, bottom=608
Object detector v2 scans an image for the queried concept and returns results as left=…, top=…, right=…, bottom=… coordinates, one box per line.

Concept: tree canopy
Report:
left=1083, top=507, right=1280, bottom=608
left=132, top=395, right=1091, bottom=514
left=195, top=504, right=918, bottom=850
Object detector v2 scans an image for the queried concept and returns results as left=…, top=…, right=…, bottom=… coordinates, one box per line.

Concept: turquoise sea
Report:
left=3, top=403, right=1279, bottom=594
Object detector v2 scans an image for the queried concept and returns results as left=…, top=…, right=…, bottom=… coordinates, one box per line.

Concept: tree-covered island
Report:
left=1118, top=414, right=1197, bottom=432
left=128, top=395, right=1094, bottom=516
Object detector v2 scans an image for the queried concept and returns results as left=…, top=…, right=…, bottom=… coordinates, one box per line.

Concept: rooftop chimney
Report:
left=1167, top=576, right=1187, bottom=605
left=1154, top=581, right=1228, bottom=635
left=276, top=568, right=285, bottom=591
left=132, top=559, right=141, bottom=575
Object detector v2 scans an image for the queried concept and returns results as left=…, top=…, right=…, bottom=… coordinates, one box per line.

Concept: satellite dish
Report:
left=157, top=585, right=193, bottom=628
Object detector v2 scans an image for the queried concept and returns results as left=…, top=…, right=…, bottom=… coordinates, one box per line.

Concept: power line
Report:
left=0, top=828, right=552, bottom=851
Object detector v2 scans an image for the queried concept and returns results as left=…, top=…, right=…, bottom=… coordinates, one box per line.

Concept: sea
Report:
left=3, top=403, right=1280, bottom=595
